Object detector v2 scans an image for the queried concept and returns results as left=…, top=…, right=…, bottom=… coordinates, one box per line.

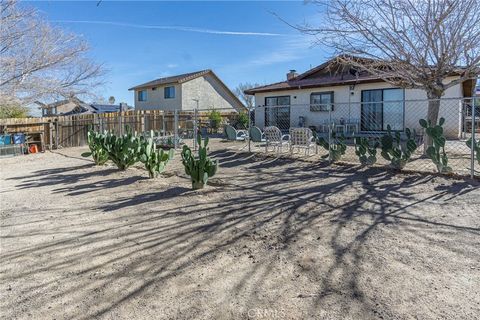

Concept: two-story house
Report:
left=129, top=70, right=245, bottom=112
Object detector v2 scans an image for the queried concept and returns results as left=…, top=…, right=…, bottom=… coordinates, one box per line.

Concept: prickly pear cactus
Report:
left=317, top=132, right=347, bottom=162
left=419, top=118, right=452, bottom=173
left=181, top=134, right=218, bottom=189
left=81, top=130, right=109, bottom=165
left=354, top=137, right=379, bottom=166
left=380, top=125, right=418, bottom=170
left=139, top=131, right=174, bottom=178
left=102, top=126, right=143, bottom=170
left=466, top=137, right=480, bottom=165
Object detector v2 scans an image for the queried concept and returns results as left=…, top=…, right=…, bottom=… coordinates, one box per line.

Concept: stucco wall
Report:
left=254, top=77, right=464, bottom=138
left=133, top=84, right=182, bottom=111
left=181, top=74, right=243, bottom=111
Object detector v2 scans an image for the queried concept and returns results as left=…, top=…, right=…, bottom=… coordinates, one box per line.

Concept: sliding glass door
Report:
left=361, top=89, right=404, bottom=131
left=265, top=96, right=290, bottom=130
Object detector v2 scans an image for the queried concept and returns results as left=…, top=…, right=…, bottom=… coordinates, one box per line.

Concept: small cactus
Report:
left=139, top=131, right=174, bottom=178
left=419, top=118, right=452, bottom=173
left=181, top=134, right=218, bottom=189
left=102, top=126, right=143, bottom=170
left=380, top=125, right=418, bottom=170
left=317, top=132, right=347, bottom=162
left=354, top=137, right=379, bottom=166
left=81, top=130, right=109, bottom=165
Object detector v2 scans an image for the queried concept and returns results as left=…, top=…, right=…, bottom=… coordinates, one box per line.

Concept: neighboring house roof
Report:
left=128, top=70, right=212, bottom=91
left=244, top=55, right=472, bottom=95
left=129, top=69, right=247, bottom=111
left=35, top=98, right=126, bottom=116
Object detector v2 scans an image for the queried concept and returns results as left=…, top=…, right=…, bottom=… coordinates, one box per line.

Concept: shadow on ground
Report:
left=1, top=148, right=479, bottom=319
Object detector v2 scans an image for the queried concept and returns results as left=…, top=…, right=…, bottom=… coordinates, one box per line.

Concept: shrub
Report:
left=380, top=125, right=417, bottom=170
left=81, top=130, right=109, bottom=165
left=181, top=134, right=218, bottom=189
left=208, top=110, right=222, bottom=130
left=236, top=112, right=249, bottom=129
left=419, top=118, right=451, bottom=173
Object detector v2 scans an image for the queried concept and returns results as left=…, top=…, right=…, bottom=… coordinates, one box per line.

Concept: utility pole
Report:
left=192, top=99, right=199, bottom=151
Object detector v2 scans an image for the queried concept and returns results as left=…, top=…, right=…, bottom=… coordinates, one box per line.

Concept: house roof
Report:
left=244, top=55, right=472, bottom=95
left=128, top=70, right=212, bottom=91
left=244, top=57, right=386, bottom=95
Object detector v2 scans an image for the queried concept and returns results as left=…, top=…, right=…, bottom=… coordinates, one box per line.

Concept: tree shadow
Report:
left=1, top=150, right=479, bottom=319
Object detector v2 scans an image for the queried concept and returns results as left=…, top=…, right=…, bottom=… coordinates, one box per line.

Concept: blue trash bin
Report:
left=13, top=133, right=25, bottom=144
left=0, top=135, right=11, bottom=145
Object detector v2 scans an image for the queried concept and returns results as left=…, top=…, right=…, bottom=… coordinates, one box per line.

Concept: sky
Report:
left=25, top=0, right=330, bottom=106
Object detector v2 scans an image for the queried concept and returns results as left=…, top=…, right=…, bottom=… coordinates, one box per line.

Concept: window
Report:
left=361, top=88, right=404, bottom=131
left=138, top=90, right=147, bottom=102
left=265, top=96, right=290, bottom=130
left=310, top=92, right=334, bottom=111
left=164, top=86, right=175, bottom=99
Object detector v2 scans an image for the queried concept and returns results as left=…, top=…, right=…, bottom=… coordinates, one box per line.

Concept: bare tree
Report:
left=235, top=82, right=261, bottom=109
left=0, top=0, right=105, bottom=107
left=294, top=0, right=480, bottom=135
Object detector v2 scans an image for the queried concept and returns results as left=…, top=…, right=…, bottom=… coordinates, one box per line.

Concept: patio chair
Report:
left=289, top=127, right=317, bottom=155
left=224, top=125, right=247, bottom=141
left=264, top=126, right=290, bottom=153
left=346, top=119, right=360, bottom=134
left=249, top=126, right=265, bottom=143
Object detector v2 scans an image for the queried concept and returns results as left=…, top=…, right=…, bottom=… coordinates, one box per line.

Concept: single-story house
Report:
left=245, top=56, right=477, bottom=138
left=129, top=70, right=246, bottom=112
left=35, top=98, right=130, bottom=117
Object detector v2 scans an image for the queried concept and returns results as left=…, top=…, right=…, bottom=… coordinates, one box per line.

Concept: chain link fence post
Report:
left=472, top=96, right=476, bottom=179
left=328, top=104, right=332, bottom=162
left=248, top=106, right=252, bottom=153
left=193, top=108, right=198, bottom=151
left=174, top=109, right=179, bottom=150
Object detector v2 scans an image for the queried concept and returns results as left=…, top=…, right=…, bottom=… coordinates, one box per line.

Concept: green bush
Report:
left=208, top=110, right=223, bottom=130
left=236, top=112, right=249, bottom=129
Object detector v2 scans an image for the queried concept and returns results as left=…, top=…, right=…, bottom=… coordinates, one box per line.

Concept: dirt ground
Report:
left=1, top=141, right=479, bottom=320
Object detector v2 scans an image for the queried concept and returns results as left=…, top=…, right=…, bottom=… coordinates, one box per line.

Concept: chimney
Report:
left=287, top=69, right=298, bottom=81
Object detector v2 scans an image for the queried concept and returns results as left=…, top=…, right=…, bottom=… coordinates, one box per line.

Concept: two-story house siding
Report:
left=129, top=70, right=245, bottom=112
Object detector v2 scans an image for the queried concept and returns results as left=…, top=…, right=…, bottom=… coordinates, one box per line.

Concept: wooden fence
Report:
left=0, top=110, right=240, bottom=149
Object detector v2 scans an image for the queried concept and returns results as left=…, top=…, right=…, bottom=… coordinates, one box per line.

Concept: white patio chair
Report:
left=334, top=119, right=346, bottom=135
left=264, top=126, right=290, bottom=153
left=318, top=119, right=330, bottom=133
left=289, top=127, right=317, bottom=155
left=346, top=119, right=360, bottom=134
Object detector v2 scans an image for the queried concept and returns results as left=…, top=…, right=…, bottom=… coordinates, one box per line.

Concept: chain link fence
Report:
left=248, top=97, right=478, bottom=178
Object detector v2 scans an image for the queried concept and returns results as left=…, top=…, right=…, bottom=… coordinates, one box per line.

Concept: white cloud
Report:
left=53, top=20, right=285, bottom=37
left=246, top=36, right=317, bottom=67
left=166, top=64, right=178, bottom=69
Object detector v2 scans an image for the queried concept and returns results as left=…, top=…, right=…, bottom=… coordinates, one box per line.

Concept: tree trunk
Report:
left=424, top=92, right=442, bottom=152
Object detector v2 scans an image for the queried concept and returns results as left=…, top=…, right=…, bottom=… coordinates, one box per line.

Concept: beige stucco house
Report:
left=245, top=57, right=476, bottom=138
left=129, top=70, right=245, bottom=112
